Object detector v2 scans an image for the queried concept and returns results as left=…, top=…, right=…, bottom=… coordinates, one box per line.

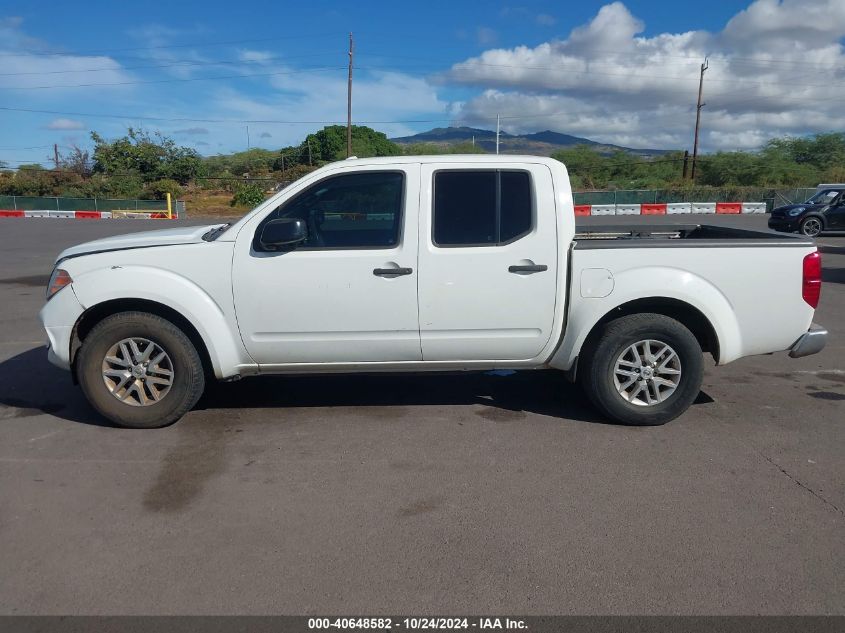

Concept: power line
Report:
left=0, top=33, right=346, bottom=58
left=0, top=105, right=456, bottom=124
left=358, top=49, right=845, bottom=71
left=2, top=66, right=345, bottom=90
left=0, top=52, right=342, bottom=77
left=0, top=144, right=55, bottom=150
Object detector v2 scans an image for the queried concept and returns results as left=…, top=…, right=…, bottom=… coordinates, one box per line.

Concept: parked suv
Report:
left=769, top=187, right=845, bottom=236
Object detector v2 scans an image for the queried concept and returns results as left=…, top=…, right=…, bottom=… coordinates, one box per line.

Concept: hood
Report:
left=56, top=223, right=226, bottom=263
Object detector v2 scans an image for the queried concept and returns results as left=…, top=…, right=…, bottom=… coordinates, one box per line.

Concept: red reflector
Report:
left=802, top=251, right=821, bottom=308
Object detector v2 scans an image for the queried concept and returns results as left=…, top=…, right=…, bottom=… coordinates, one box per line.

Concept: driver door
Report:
left=232, top=165, right=421, bottom=366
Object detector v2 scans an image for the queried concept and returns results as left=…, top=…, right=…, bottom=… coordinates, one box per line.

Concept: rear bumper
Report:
left=789, top=323, right=828, bottom=358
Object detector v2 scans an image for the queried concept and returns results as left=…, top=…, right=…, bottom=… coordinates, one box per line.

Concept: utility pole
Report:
left=246, top=125, right=250, bottom=150
left=682, top=150, right=689, bottom=179
left=53, top=144, right=59, bottom=170
left=495, top=114, right=500, bottom=155
left=347, top=32, right=354, bottom=158
left=691, top=57, right=708, bottom=180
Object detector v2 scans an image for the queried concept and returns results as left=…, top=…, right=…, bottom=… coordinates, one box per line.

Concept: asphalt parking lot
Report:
left=0, top=214, right=842, bottom=615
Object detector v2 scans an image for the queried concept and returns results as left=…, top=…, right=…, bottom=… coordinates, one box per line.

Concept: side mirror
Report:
left=259, top=218, right=307, bottom=250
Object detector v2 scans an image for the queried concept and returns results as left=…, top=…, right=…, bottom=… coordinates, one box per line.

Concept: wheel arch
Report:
left=801, top=213, right=827, bottom=230
left=582, top=297, right=720, bottom=361
left=551, top=294, right=730, bottom=379
left=71, top=299, right=214, bottom=383
left=67, top=265, right=254, bottom=380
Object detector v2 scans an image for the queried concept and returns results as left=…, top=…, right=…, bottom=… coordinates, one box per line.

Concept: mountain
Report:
left=390, top=126, right=670, bottom=157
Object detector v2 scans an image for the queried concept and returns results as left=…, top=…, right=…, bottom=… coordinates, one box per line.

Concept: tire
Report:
left=77, top=311, right=205, bottom=428
left=579, top=313, right=704, bottom=426
left=800, top=216, right=823, bottom=237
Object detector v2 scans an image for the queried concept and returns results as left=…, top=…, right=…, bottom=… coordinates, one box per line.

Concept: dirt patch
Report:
left=475, top=406, right=527, bottom=422
left=142, top=414, right=238, bottom=512
left=817, top=372, right=845, bottom=384
left=397, top=495, right=445, bottom=518
left=808, top=391, right=845, bottom=401
left=0, top=274, right=50, bottom=287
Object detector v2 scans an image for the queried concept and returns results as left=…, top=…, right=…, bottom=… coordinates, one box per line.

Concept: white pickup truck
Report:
left=40, top=155, right=827, bottom=428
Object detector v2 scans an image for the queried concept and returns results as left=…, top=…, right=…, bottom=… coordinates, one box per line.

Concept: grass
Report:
left=182, top=190, right=257, bottom=219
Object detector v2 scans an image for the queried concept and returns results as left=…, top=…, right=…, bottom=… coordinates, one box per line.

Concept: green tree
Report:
left=205, top=148, right=278, bottom=177
left=142, top=179, right=183, bottom=200
left=401, top=141, right=486, bottom=155
left=91, top=128, right=204, bottom=184
left=552, top=145, right=614, bottom=188
left=296, top=125, right=403, bottom=164
left=696, top=151, right=762, bottom=186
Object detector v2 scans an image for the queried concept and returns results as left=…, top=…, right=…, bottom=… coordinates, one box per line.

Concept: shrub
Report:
left=230, top=182, right=266, bottom=207
left=142, top=179, right=183, bottom=200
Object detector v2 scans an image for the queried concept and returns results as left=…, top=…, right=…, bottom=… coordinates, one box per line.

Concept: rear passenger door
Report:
left=417, top=163, right=559, bottom=362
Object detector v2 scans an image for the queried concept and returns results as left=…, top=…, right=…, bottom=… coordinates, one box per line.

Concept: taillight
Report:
left=46, top=268, right=72, bottom=300
left=802, top=251, right=821, bottom=309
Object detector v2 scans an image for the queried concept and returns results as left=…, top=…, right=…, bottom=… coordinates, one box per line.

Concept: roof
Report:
left=332, top=154, right=561, bottom=167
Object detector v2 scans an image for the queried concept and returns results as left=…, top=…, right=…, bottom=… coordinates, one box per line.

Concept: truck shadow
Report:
left=0, top=346, right=713, bottom=427
left=195, top=370, right=612, bottom=424
left=0, top=346, right=112, bottom=426
left=821, top=266, right=845, bottom=285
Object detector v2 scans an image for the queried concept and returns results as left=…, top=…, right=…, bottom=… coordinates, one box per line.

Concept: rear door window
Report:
left=433, top=170, right=533, bottom=247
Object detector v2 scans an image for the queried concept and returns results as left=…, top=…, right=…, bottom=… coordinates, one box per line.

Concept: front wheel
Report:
left=579, top=313, right=704, bottom=426
left=77, top=311, right=205, bottom=428
left=800, top=216, right=823, bottom=237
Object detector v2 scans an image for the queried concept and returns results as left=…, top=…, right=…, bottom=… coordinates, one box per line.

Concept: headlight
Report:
left=46, top=268, right=72, bottom=300
left=788, top=207, right=805, bottom=216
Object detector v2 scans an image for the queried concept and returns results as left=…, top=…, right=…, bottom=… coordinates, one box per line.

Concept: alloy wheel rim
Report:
left=101, top=337, right=174, bottom=406
left=803, top=218, right=821, bottom=236
left=613, top=339, right=682, bottom=407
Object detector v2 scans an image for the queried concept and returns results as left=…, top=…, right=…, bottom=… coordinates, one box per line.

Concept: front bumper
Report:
left=789, top=323, right=828, bottom=358
left=38, top=285, right=85, bottom=371
left=768, top=217, right=799, bottom=232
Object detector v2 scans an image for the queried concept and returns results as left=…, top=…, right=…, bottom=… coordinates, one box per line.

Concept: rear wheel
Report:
left=579, top=313, right=704, bottom=426
left=77, top=311, right=205, bottom=428
left=800, top=216, right=823, bottom=237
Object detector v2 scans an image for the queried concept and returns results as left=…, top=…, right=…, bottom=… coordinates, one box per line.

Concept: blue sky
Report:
left=1, top=0, right=843, bottom=167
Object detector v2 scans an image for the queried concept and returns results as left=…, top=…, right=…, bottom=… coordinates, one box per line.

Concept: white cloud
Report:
left=0, top=18, right=132, bottom=93
left=238, top=49, right=274, bottom=63
left=44, top=118, right=85, bottom=130
left=210, top=68, right=452, bottom=146
left=444, top=0, right=845, bottom=150
left=477, top=27, right=498, bottom=46
left=536, top=14, right=557, bottom=26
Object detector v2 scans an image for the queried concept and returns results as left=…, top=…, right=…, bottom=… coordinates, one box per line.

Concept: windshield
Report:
left=805, top=190, right=840, bottom=204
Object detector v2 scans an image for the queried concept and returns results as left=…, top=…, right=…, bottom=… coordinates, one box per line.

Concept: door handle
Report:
left=373, top=267, right=413, bottom=277
left=508, top=264, right=548, bottom=273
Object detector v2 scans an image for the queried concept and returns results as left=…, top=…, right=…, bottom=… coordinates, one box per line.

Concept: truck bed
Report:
left=573, top=223, right=814, bottom=249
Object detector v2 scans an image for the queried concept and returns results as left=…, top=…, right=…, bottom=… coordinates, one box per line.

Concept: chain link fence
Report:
left=0, top=195, right=185, bottom=215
